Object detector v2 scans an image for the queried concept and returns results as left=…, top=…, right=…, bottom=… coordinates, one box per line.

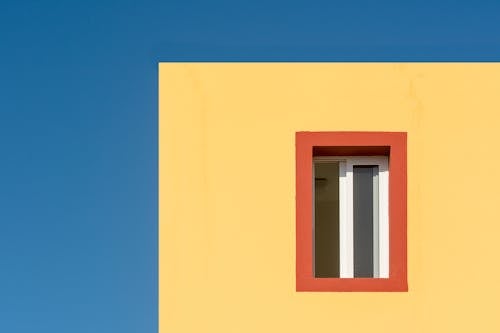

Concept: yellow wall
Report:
left=159, top=63, right=500, bottom=332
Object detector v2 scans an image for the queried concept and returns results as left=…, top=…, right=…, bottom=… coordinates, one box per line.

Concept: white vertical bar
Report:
left=379, top=159, right=390, bottom=278
left=372, top=170, right=379, bottom=278
left=339, top=161, right=354, bottom=278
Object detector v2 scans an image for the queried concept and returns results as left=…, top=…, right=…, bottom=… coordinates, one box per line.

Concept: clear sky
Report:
left=0, top=0, right=499, bottom=332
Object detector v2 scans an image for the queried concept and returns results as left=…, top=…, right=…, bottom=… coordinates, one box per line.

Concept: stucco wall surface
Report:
left=160, top=63, right=500, bottom=332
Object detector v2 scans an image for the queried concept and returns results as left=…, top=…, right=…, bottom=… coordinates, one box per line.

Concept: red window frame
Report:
left=296, top=132, right=407, bottom=292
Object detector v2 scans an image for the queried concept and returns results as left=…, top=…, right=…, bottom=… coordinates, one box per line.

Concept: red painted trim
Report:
left=296, top=132, right=407, bottom=292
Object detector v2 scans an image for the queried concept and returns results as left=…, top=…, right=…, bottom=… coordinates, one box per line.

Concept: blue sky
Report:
left=0, top=0, right=499, bottom=332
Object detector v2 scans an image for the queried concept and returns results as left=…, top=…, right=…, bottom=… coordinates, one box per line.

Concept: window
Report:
left=314, top=156, right=388, bottom=278
left=296, top=132, right=407, bottom=292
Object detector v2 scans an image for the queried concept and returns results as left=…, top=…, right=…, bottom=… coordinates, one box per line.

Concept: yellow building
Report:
left=160, top=63, right=500, bottom=332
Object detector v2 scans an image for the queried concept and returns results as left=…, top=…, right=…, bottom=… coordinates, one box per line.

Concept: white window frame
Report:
left=313, top=156, right=389, bottom=278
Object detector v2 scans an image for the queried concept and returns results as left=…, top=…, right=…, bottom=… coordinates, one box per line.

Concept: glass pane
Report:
left=314, top=162, right=340, bottom=278
left=353, top=165, right=378, bottom=277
